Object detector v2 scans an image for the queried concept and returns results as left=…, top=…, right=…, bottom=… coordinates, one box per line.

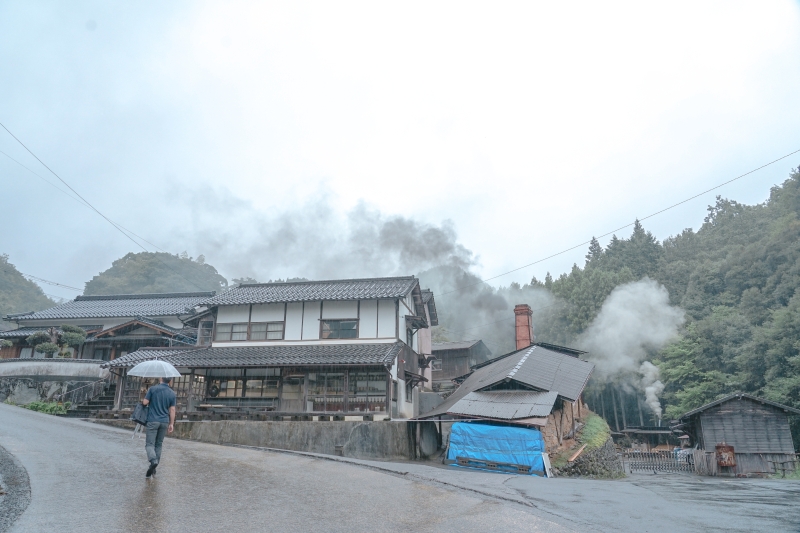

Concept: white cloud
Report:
left=1, top=1, right=799, bottom=292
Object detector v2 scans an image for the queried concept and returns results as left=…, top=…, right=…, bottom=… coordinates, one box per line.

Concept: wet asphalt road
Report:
left=2, top=403, right=800, bottom=533
left=0, top=404, right=569, bottom=533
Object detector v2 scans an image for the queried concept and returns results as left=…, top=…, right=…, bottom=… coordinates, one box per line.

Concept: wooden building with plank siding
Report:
left=430, top=340, right=491, bottom=393
left=677, top=393, right=799, bottom=476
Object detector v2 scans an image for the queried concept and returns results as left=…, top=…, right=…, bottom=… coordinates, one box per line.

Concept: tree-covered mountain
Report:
left=0, top=255, right=55, bottom=328
left=84, top=252, right=228, bottom=295
left=524, top=167, right=800, bottom=433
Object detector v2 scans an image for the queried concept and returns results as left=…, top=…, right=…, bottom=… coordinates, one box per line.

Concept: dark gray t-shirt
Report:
left=144, top=383, right=176, bottom=423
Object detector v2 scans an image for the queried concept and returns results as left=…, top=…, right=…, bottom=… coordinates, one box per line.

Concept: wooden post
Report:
left=610, top=387, right=620, bottom=432
left=113, top=372, right=124, bottom=411
left=571, top=401, right=576, bottom=437
left=618, top=389, right=627, bottom=429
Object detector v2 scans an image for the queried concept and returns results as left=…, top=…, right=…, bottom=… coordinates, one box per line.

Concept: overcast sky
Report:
left=2, top=1, right=800, bottom=301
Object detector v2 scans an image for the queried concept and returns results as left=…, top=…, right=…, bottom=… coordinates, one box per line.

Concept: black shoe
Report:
left=152, top=464, right=158, bottom=477
left=146, top=463, right=156, bottom=478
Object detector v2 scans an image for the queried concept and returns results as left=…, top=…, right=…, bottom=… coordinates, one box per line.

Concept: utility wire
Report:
left=439, top=148, right=800, bottom=297
left=0, top=148, right=188, bottom=258
left=1, top=268, right=82, bottom=291
left=20, top=273, right=82, bottom=291
left=0, top=122, right=208, bottom=291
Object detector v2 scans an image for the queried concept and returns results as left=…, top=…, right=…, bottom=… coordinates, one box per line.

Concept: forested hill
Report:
left=84, top=252, right=228, bottom=295
left=0, top=255, right=55, bottom=328
left=530, top=167, right=800, bottom=421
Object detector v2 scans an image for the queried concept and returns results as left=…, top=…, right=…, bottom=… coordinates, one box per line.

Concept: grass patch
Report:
left=23, top=401, right=70, bottom=415
left=578, top=413, right=610, bottom=451
left=550, top=413, right=612, bottom=469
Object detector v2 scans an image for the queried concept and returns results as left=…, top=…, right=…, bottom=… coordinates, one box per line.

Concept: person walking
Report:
left=142, top=377, right=176, bottom=479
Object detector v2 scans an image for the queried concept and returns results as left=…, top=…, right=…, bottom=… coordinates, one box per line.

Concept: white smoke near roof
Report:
left=579, top=278, right=684, bottom=415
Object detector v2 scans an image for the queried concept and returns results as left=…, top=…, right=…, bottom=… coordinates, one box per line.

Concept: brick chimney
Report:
left=514, top=304, right=535, bottom=350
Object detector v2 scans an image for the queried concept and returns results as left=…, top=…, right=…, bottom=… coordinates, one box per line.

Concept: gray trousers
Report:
left=145, top=421, right=169, bottom=465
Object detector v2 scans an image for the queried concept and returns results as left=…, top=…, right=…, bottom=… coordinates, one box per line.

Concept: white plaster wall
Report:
left=321, top=300, right=358, bottom=319
left=377, top=300, right=396, bottom=338
left=217, top=305, right=250, bottom=323
left=211, top=338, right=397, bottom=348
left=284, top=303, right=303, bottom=340
left=359, top=300, right=378, bottom=339
left=251, top=303, right=285, bottom=322
left=302, top=301, right=321, bottom=340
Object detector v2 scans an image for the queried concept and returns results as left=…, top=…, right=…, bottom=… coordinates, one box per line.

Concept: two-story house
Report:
left=1, top=292, right=214, bottom=360
left=105, top=276, right=438, bottom=419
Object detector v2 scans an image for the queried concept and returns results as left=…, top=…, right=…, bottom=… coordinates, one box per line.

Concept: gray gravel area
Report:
left=0, top=442, right=30, bottom=533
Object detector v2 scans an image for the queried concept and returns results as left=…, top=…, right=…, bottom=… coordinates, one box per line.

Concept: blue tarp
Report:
left=447, top=422, right=546, bottom=476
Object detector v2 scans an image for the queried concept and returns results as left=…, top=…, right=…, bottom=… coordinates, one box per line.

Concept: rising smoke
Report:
left=579, top=278, right=684, bottom=417
left=178, top=191, right=551, bottom=355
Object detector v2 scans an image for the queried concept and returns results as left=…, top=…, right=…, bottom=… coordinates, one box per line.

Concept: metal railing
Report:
left=53, top=378, right=112, bottom=408
left=624, top=450, right=695, bottom=473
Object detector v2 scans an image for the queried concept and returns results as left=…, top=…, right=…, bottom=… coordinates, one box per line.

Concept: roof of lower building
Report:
left=445, top=390, right=558, bottom=420
left=678, top=392, right=800, bottom=419
left=419, top=344, right=594, bottom=419
left=432, top=340, right=482, bottom=351
left=201, top=277, right=419, bottom=306
left=103, top=342, right=405, bottom=368
left=0, top=325, right=103, bottom=339
left=5, top=292, right=215, bottom=321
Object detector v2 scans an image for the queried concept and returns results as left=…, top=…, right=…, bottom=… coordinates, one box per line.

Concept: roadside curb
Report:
left=0, top=443, right=31, bottom=533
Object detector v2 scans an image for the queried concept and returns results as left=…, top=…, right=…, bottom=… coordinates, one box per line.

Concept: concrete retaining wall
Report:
left=0, top=359, right=108, bottom=380
left=100, top=419, right=441, bottom=461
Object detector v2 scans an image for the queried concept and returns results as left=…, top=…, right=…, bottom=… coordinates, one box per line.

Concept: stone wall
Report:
left=553, top=437, right=624, bottom=479
left=0, top=378, right=95, bottom=405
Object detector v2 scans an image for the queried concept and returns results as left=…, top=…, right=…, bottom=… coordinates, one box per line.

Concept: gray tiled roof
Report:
left=445, top=390, right=558, bottom=420
left=203, top=277, right=419, bottom=306
left=9, top=292, right=215, bottom=321
left=104, top=342, right=404, bottom=369
left=0, top=325, right=101, bottom=338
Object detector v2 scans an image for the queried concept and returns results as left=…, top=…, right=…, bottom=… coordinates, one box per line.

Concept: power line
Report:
left=439, top=148, right=800, bottom=297
left=2, top=268, right=82, bottom=291
left=21, top=273, right=82, bottom=291
left=0, top=122, right=208, bottom=291
left=0, top=147, right=190, bottom=258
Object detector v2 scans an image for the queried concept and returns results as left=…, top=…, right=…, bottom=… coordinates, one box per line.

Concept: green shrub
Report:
left=24, top=401, right=68, bottom=415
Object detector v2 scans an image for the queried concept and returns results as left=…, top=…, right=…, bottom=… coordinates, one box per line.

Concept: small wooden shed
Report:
left=677, top=393, right=799, bottom=476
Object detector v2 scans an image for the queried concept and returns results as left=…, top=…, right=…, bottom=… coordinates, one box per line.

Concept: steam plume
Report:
left=579, top=278, right=684, bottom=414
left=640, top=361, right=665, bottom=419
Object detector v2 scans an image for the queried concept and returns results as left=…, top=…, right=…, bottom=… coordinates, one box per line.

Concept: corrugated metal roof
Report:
left=419, top=344, right=594, bottom=419
left=8, top=292, right=215, bottom=321
left=202, top=277, right=419, bottom=306
left=446, top=390, right=558, bottom=419
left=679, top=392, right=800, bottom=419
left=432, top=340, right=481, bottom=351
left=104, top=342, right=404, bottom=368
